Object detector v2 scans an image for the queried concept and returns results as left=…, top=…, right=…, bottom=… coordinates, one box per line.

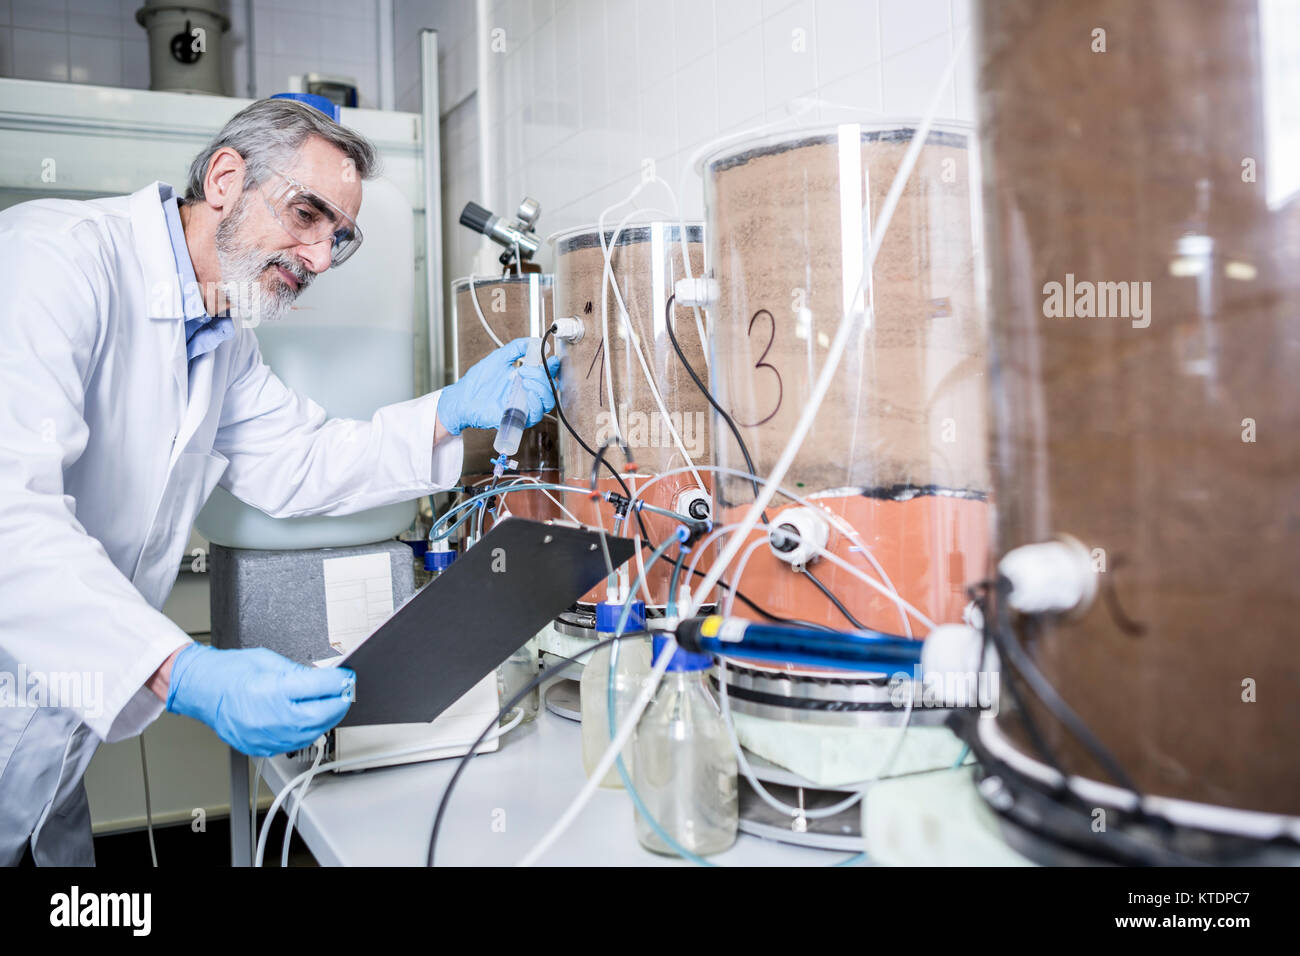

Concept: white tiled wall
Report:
left=393, top=0, right=475, bottom=115
left=5, top=0, right=976, bottom=293
left=388, top=2, right=486, bottom=336
left=0, top=0, right=384, bottom=106
left=249, top=0, right=381, bottom=105
left=0, top=0, right=149, bottom=88
left=471, top=0, right=976, bottom=268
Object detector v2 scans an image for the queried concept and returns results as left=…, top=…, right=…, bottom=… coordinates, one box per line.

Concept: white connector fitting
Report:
left=674, top=488, right=712, bottom=523
left=673, top=276, right=719, bottom=308
left=920, top=623, right=984, bottom=705
left=605, top=566, right=631, bottom=606
left=998, top=535, right=1097, bottom=617
left=767, top=507, right=830, bottom=567
left=551, top=315, right=585, bottom=344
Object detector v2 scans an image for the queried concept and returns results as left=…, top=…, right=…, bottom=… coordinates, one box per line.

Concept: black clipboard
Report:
left=336, top=518, right=636, bottom=726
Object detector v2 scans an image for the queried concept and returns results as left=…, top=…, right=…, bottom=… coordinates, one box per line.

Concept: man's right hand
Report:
left=436, top=337, right=560, bottom=434
left=164, top=645, right=355, bottom=756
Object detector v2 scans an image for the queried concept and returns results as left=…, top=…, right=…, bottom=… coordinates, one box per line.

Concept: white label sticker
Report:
left=322, top=553, right=394, bottom=654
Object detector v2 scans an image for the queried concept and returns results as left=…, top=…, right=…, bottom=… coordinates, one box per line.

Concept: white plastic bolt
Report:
left=767, top=507, right=830, bottom=567
left=673, top=276, right=719, bottom=307
left=552, top=315, right=585, bottom=344
left=674, top=488, right=712, bottom=523
left=998, top=536, right=1097, bottom=617
left=920, top=623, right=984, bottom=706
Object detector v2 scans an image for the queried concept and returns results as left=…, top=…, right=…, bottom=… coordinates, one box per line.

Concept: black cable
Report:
left=427, top=630, right=652, bottom=866
left=663, top=294, right=769, bottom=525
left=979, top=584, right=1068, bottom=779
left=590, top=436, right=635, bottom=493
left=542, top=323, right=786, bottom=624
left=801, top=566, right=868, bottom=630
left=666, top=296, right=867, bottom=633
left=960, top=589, right=1249, bottom=866
left=551, top=313, right=850, bottom=631
left=685, top=566, right=835, bottom=632
left=542, top=326, right=652, bottom=543
left=984, top=577, right=1143, bottom=796
left=954, top=712, right=1204, bottom=867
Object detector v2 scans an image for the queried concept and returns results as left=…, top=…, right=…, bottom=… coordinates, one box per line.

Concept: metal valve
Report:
left=459, top=196, right=543, bottom=268
left=516, top=197, right=541, bottom=229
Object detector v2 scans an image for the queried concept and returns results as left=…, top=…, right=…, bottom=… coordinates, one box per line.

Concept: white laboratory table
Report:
left=255, top=694, right=855, bottom=867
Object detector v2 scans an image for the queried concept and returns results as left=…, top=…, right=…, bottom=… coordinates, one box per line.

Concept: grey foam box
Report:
left=209, top=541, right=416, bottom=665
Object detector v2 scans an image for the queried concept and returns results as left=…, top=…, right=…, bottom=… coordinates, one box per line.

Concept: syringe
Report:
left=492, top=337, right=543, bottom=479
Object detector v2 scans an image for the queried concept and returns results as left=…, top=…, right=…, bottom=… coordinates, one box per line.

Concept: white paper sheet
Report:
left=322, top=553, right=394, bottom=655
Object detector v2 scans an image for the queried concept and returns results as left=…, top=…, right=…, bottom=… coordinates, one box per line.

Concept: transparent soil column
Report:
left=979, top=0, right=1300, bottom=815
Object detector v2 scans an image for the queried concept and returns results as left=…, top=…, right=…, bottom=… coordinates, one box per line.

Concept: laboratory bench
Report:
left=242, top=688, right=851, bottom=868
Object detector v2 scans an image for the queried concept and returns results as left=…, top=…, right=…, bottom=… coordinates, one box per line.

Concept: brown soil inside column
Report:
left=551, top=228, right=713, bottom=483
left=550, top=227, right=715, bottom=606
left=453, top=276, right=560, bottom=477
left=706, top=131, right=987, bottom=505
left=704, top=127, right=987, bottom=628
left=980, top=0, right=1300, bottom=814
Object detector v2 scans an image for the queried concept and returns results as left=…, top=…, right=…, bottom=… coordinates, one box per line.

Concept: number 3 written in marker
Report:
left=733, top=309, right=783, bottom=427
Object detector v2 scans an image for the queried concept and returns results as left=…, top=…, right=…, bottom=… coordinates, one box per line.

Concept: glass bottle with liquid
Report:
left=580, top=595, right=648, bottom=788
left=633, top=637, right=738, bottom=857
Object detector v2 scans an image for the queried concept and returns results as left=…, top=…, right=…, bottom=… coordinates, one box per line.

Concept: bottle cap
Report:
left=652, top=635, right=713, bottom=672
left=425, top=550, right=456, bottom=572
left=596, top=599, right=644, bottom=635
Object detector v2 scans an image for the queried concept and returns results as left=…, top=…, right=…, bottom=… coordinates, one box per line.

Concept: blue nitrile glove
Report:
left=165, top=645, right=355, bottom=757
left=437, top=336, right=561, bottom=435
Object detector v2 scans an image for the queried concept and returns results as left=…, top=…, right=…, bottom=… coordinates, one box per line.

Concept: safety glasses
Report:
left=259, top=169, right=363, bottom=267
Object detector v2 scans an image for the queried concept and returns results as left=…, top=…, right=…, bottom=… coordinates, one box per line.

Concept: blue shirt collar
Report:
left=159, top=183, right=209, bottom=324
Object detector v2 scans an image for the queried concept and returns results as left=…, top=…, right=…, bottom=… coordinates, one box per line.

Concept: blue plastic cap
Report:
left=596, top=599, right=644, bottom=635
left=652, top=635, right=713, bottom=672
left=271, top=92, right=342, bottom=124
left=425, top=550, right=456, bottom=572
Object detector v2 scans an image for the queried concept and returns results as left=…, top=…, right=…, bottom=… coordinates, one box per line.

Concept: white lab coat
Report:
left=0, top=182, right=462, bottom=864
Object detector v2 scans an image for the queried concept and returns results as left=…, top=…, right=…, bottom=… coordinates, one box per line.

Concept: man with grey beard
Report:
left=0, top=98, right=558, bottom=865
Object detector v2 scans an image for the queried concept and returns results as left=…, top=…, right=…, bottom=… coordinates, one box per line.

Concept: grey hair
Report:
left=185, top=98, right=379, bottom=202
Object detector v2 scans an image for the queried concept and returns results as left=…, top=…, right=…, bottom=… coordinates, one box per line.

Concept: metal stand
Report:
left=229, top=748, right=251, bottom=867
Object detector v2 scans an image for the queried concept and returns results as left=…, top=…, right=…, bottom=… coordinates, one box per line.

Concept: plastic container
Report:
left=195, top=177, right=417, bottom=550
left=700, top=122, right=987, bottom=637
left=580, top=597, right=648, bottom=788
left=633, top=637, right=737, bottom=856
left=978, top=0, right=1300, bottom=819
left=548, top=222, right=713, bottom=606
left=493, top=338, right=544, bottom=462
left=497, top=644, right=540, bottom=723
left=136, top=0, right=230, bottom=96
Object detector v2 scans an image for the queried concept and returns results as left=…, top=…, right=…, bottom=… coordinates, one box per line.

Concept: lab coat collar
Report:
left=129, top=182, right=193, bottom=405
left=129, top=181, right=192, bottom=322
